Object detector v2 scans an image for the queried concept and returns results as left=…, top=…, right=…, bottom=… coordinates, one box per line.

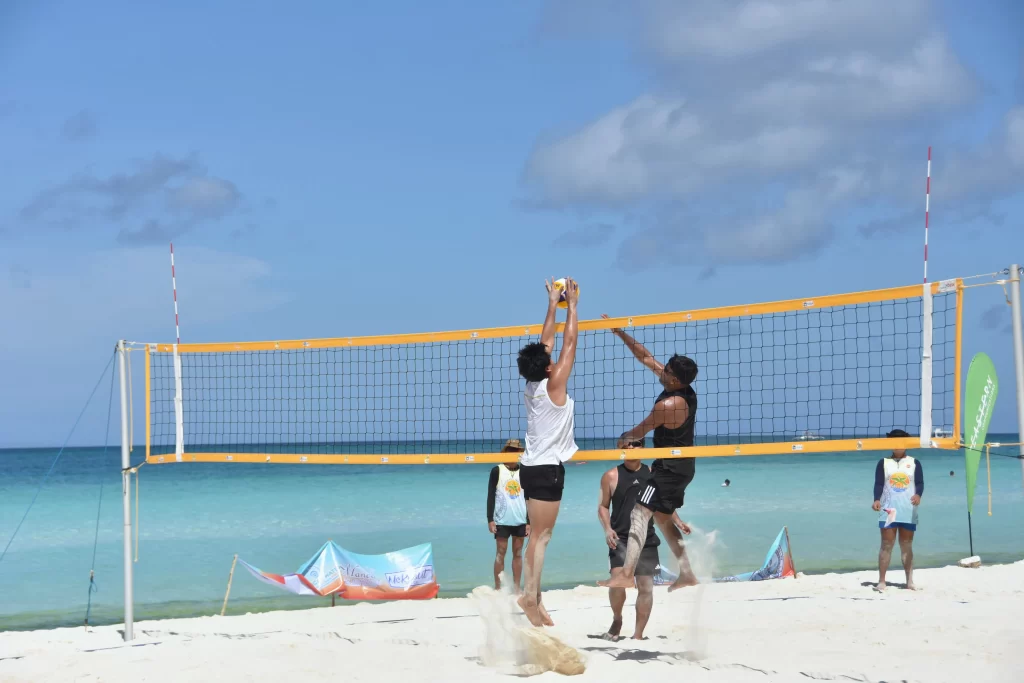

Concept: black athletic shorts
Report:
left=638, top=459, right=693, bottom=514
left=519, top=463, right=565, bottom=502
left=494, top=524, right=527, bottom=539
left=609, top=542, right=660, bottom=577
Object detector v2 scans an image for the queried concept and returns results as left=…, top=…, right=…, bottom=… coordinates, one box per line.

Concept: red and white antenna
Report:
left=170, top=242, right=181, bottom=344
left=923, top=146, right=931, bottom=284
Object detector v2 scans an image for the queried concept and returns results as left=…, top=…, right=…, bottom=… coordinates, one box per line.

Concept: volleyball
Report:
left=552, top=278, right=579, bottom=309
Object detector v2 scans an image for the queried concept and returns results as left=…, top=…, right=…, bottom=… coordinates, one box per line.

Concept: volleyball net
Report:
left=140, top=279, right=963, bottom=465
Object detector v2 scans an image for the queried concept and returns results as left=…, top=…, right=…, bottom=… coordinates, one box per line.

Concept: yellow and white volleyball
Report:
left=552, top=278, right=580, bottom=309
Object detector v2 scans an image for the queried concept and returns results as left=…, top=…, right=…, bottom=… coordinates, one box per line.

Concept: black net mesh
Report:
left=148, top=292, right=956, bottom=456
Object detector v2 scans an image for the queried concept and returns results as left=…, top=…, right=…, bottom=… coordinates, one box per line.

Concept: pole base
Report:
left=958, top=556, right=981, bottom=568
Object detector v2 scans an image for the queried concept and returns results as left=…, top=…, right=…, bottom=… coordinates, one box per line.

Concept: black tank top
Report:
left=652, top=386, right=697, bottom=475
left=610, top=463, right=659, bottom=547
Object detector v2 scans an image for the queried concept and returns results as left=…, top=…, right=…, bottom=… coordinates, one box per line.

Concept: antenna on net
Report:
left=923, top=146, right=931, bottom=284
left=170, top=242, right=181, bottom=344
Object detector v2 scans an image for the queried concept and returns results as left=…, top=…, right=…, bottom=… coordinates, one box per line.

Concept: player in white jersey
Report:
left=486, top=439, right=530, bottom=592
left=515, top=277, right=579, bottom=627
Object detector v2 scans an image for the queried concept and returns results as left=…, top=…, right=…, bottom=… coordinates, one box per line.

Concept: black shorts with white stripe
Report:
left=638, top=461, right=693, bottom=514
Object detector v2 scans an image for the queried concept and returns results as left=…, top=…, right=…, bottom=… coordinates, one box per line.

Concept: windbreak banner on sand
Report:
left=240, top=541, right=439, bottom=600
left=654, top=527, right=796, bottom=585
left=964, top=352, right=998, bottom=515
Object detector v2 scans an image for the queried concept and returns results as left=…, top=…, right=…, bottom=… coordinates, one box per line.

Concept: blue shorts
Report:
left=879, top=522, right=917, bottom=531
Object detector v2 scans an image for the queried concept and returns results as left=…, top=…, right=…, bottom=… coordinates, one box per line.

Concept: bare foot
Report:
left=517, top=595, right=545, bottom=627
left=668, top=575, right=699, bottom=593
left=606, top=617, right=622, bottom=639
left=905, top=581, right=917, bottom=591
left=538, top=603, right=555, bottom=627
left=872, top=582, right=886, bottom=593
left=598, top=575, right=635, bottom=589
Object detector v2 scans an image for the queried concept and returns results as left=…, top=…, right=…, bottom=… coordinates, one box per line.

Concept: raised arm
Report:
left=597, top=469, right=618, bottom=549
left=486, top=466, right=499, bottom=523
left=546, top=278, right=579, bottom=404
left=540, top=278, right=561, bottom=353
left=616, top=396, right=689, bottom=448
left=601, top=314, right=663, bottom=377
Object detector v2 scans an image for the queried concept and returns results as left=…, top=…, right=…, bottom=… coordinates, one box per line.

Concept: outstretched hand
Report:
left=601, top=313, right=623, bottom=334
left=671, top=512, right=692, bottom=535
left=545, top=277, right=560, bottom=307
left=562, top=277, right=579, bottom=308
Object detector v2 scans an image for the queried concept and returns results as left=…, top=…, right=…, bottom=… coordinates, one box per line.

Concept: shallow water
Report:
left=1, top=438, right=1021, bottom=631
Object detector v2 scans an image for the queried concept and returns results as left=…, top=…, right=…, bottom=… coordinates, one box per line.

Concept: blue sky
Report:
left=1, top=0, right=1022, bottom=447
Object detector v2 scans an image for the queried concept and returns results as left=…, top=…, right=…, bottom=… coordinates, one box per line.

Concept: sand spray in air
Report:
left=469, top=573, right=585, bottom=676
left=677, top=525, right=723, bottom=660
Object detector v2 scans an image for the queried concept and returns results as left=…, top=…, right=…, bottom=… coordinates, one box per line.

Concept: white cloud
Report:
left=644, top=0, right=929, bottom=62
left=168, top=177, right=241, bottom=220
left=0, top=246, right=288, bottom=353
left=524, top=95, right=830, bottom=205
left=703, top=189, right=832, bottom=263
left=743, top=35, right=977, bottom=123
left=525, top=96, right=699, bottom=203
left=524, top=0, right=1015, bottom=268
left=18, top=154, right=245, bottom=244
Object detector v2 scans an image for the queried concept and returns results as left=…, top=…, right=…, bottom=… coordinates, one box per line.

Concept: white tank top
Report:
left=522, top=379, right=578, bottom=466
left=494, top=465, right=528, bottom=526
left=879, top=456, right=919, bottom=526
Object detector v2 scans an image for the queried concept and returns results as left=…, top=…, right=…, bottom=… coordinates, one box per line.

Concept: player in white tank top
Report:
left=514, top=277, right=580, bottom=627
left=522, top=378, right=578, bottom=466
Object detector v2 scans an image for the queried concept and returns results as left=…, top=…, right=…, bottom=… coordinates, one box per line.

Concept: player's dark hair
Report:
left=666, top=354, right=698, bottom=385
left=518, top=342, right=551, bottom=382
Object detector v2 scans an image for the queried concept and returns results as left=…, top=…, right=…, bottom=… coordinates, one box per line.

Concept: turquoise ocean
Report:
left=2, top=437, right=1023, bottom=632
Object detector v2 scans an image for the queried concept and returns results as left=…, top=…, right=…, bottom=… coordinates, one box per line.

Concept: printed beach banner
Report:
left=653, top=527, right=796, bottom=585
left=240, top=541, right=439, bottom=600
left=963, top=353, right=998, bottom=515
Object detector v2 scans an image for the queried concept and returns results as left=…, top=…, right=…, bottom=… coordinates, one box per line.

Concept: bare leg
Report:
left=493, top=537, right=508, bottom=590
left=605, top=568, right=626, bottom=639
left=653, top=512, right=698, bottom=591
left=899, top=528, right=915, bottom=590
left=518, top=499, right=559, bottom=627
left=597, top=506, right=653, bottom=588
left=875, top=527, right=896, bottom=592
left=633, top=576, right=654, bottom=639
left=511, top=536, right=525, bottom=593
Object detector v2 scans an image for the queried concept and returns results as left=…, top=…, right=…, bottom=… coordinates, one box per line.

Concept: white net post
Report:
left=173, top=344, right=184, bottom=461
left=118, top=340, right=135, bottom=641
left=919, top=284, right=934, bottom=448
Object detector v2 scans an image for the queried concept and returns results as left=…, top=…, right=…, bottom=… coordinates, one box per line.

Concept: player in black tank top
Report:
left=598, top=444, right=661, bottom=640
left=597, top=316, right=700, bottom=594
left=609, top=463, right=660, bottom=547
left=652, top=386, right=698, bottom=475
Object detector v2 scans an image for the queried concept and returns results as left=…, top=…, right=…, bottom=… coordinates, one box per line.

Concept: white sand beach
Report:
left=1, top=562, right=1021, bottom=683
